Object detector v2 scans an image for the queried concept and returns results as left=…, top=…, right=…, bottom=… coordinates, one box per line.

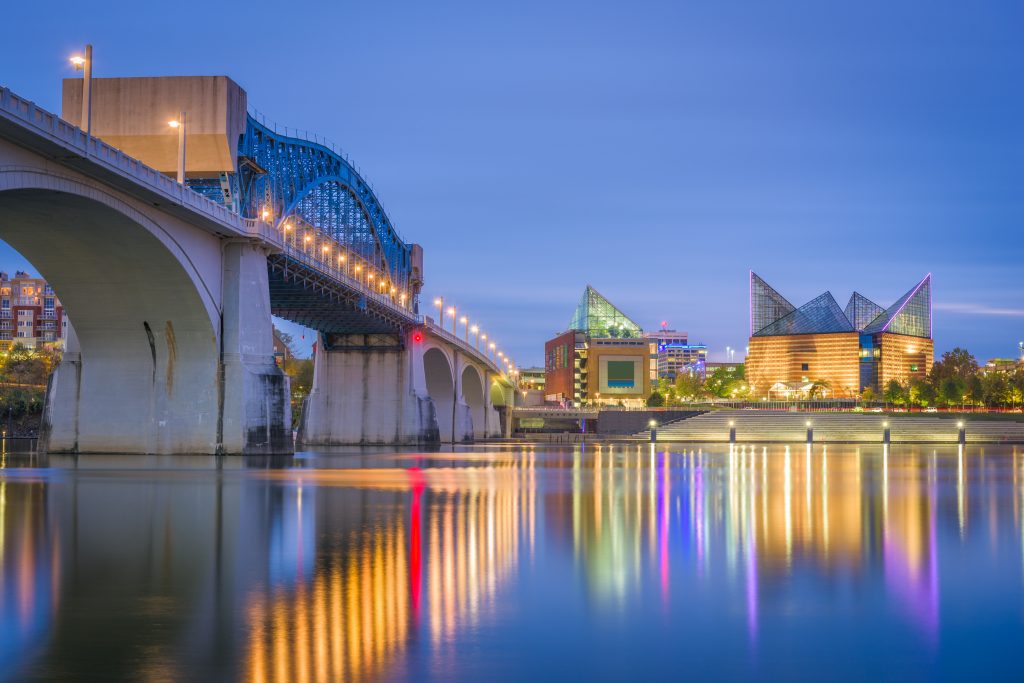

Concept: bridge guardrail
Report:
left=0, top=86, right=257, bottom=240
left=423, top=318, right=506, bottom=379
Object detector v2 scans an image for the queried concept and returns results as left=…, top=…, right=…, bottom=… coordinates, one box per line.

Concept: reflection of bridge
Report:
left=0, top=76, right=513, bottom=454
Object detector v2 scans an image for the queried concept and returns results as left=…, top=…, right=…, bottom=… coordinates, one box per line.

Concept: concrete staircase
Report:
left=641, top=411, right=1024, bottom=444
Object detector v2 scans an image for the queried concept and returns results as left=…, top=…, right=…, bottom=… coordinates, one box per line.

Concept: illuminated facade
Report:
left=0, top=271, right=67, bottom=350
left=647, top=329, right=708, bottom=379
left=746, top=273, right=933, bottom=397
left=544, top=286, right=651, bottom=406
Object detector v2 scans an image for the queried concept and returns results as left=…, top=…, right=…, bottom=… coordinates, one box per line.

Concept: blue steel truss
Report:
left=236, top=116, right=412, bottom=294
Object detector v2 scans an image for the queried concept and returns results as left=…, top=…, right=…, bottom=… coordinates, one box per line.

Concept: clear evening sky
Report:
left=1, top=1, right=1021, bottom=364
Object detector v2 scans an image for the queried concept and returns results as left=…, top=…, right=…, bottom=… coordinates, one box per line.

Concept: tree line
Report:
left=645, top=348, right=1024, bottom=410
left=874, top=347, right=1024, bottom=410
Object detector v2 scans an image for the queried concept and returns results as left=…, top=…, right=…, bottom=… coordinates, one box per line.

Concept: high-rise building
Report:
left=647, top=329, right=708, bottom=380
left=746, top=272, right=933, bottom=398
left=544, top=286, right=652, bottom=406
left=0, top=271, right=67, bottom=350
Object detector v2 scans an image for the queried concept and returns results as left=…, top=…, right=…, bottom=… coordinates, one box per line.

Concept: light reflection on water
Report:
left=1, top=444, right=1024, bottom=681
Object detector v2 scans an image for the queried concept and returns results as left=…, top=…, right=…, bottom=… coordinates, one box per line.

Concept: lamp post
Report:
left=167, top=112, right=187, bottom=184
left=489, top=342, right=496, bottom=361
left=446, top=306, right=456, bottom=334
left=480, top=333, right=487, bottom=352
left=70, top=44, right=93, bottom=138
left=471, top=325, right=480, bottom=348
left=460, top=316, right=468, bottom=342
left=433, top=297, right=444, bottom=326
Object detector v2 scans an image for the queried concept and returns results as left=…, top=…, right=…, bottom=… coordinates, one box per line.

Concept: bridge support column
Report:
left=482, top=370, right=502, bottom=438
left=41, top=321, right=81, bottom=452
left=450, top=350, right=473, bottom=443
left=299, top=331, right=439, bottom=446
left=219, top=241, right=291, bottom=455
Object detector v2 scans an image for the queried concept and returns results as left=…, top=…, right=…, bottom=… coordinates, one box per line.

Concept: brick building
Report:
left=0, top=271, right=67, bottom=350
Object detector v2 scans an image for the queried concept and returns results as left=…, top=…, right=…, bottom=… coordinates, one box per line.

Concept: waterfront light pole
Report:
left=167, top=112, right=186, bottom=184
left=70, top=44, right=93, bottom=138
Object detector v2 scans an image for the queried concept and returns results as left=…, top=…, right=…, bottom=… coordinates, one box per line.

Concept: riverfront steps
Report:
left=638, top=411, right=1024, bottom=444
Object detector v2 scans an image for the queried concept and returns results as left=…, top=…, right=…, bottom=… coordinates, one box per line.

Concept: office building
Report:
left=746, top=272, right=933, bottom=398
left=647, top=328, right=708, bottom=379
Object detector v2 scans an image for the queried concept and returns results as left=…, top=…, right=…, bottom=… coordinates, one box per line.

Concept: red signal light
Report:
left=412, top=331, right=423, bottom=343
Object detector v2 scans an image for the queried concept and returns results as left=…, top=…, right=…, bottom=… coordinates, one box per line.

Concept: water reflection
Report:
left=0, top=444, right=1023, bottom=681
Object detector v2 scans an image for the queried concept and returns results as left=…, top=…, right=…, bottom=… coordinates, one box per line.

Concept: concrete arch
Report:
left=423, top=347, right=455, bottom=443
left=460, top=364, right=485, bottom=440
left=0, top=172, right=223, bottom=453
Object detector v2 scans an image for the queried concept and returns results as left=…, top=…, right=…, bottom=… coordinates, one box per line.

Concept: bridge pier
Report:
left=298, top=331, right=440, bottom=446
left=218, top=241, right=291, bottom=455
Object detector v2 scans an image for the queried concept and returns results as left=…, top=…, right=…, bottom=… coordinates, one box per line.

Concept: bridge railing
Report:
left=0, top=87, right=259, bottom=239
left=266, top=215, right=418, bottom=317
left=423, top=317, right=507, bottom=378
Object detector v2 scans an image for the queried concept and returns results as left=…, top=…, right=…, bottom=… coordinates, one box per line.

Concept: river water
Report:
left=2, top=443, right=1023, bottom=681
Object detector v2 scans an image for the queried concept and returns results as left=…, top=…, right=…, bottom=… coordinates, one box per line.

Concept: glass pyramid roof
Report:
left=844, top=292, right=885, bottom=331
left=863, top=275, right=931, bottom=338
left=568, top=285, right=643, bottom=338
left=753, top=291, right=854, bottom=337
left=750, top=272, right=796, bottom=335
left=748, top=273, right=933, bottom=339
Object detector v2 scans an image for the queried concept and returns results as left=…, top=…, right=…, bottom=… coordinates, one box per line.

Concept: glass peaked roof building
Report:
left=747, top=273, right=934, bottom=397
left=568, top=285, right=643, bottom=338
left=750, top=273, right=932, bottom=339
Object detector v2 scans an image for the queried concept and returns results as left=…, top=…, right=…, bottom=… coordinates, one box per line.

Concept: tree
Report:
left=932, top=348, right=979, bottom=381
left=284, top=358, right=314, bottom=424
left=909, top=378, right=935, bottom=408
left=861, top=387, right=876, bottom=404
left=0, top=344, right=50, bottom=386
left=884, top=380, right=905, bottom=407
left=939, top=376, right=966, bottom=408
left=809, top=379, right=831, bottom=399
left=646, top=391, right=664, bottom=407
left=705, top=364, right=745, bottom=399
left=981, top=373, right=1008, bottom=409
left=674, top=371, right=705, bottom=402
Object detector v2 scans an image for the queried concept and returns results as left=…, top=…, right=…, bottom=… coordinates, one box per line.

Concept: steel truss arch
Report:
left=238, top=117, right=411, bottom=289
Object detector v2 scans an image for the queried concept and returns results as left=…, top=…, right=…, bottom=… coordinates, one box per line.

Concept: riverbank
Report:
left=511, top=410, right=1024, bottom=444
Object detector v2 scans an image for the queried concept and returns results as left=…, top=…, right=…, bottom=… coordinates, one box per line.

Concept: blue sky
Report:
left=1, top=1, right=1021, bottom=364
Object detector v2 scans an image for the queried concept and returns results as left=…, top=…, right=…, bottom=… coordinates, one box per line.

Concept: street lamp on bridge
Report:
left=488, top=342, right=496, bottom=361
left=167, top=113, right=187, bottom=184
left=459, top=316, right=468, bottom=341
left=69, top=44, right=93, bottom=139
left=433, top=297, right=443, bottom=324
left=471, top=325, right=479, bottom=348
left=446, top=306, right=456, bottom=334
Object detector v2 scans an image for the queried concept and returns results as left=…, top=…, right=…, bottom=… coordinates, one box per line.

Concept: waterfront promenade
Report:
left=638, top=411, right=1024, bottom=444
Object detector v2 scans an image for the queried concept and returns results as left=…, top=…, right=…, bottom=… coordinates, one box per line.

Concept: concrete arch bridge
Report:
left=0, top=76, right=511, bottom=454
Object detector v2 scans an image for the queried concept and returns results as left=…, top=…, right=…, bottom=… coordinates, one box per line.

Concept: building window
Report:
left=910, top=364, right=918, bottom=372
left=801, top=363, right=809, bottom=371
